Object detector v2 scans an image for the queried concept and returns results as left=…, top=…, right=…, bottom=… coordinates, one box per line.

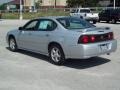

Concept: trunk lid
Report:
left=75, top=27, right=112, bottom=34
left=77, top=27, right=114, bottom=44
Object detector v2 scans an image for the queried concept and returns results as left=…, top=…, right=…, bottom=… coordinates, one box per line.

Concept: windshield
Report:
left=57, top=17, right=95, bottom=30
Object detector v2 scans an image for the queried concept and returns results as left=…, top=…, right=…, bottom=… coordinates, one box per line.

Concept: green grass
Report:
left=1, top=10, right=69, bottom=19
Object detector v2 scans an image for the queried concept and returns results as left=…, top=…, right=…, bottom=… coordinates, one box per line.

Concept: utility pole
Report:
left=114, top=0, right=116, bottom=9
left=34, top=0, right=36, bottom=12
left=20, top=0, right=23, bottom=20
left=54, top=0, right=56, bottom=8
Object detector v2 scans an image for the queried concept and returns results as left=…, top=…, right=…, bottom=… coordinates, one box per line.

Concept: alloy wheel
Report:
left=51, top=47, right=61, bottom=63
left=9, top=38, right=17, bottom=51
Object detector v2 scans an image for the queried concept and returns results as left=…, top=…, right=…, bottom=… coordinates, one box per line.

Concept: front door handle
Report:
left=45, top=34, right=49, bottom=37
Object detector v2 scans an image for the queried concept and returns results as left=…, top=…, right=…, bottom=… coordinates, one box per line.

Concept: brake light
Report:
left=108, top=32, right=114, bottom=40
left=90, top=36, right=96, bottom=42
left=78, top=35, right=96, bottom=44
left=81, top=36, right=89, bottom=43
left=78, top=32, right=114, bottom=44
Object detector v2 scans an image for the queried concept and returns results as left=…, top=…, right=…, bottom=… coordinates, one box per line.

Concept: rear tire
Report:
left=9, top=37, right=18, bottom=52
left=98, top=19, right=100, bottom=22
left=49, top=44, right=65, bottom=65
left=106, top=20, right=109, bottom=23
left=111, top=19, right=116, bottom=24
left=93, top=20, right=97, bottom=24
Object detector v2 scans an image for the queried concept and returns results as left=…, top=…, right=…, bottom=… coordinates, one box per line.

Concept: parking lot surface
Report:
left=0, top=20, right=120, bottom=90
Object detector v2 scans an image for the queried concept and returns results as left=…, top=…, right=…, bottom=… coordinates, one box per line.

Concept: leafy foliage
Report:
left=67, top=0, right=100, bottom=7
left=35, top=0, right=42, bottom=9
left=67, top=0, right=84, bottom=7
left=0, top=3, right=6, bottom=10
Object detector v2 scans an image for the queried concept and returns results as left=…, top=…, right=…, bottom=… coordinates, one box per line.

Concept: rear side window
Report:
left=37, top=19, right=57, bottom=31
left=105, top=10, right=110, bottom=14
left=71, top=9, right=79, bottom=13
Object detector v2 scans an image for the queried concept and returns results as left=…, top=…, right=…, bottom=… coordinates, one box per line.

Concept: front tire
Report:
left=49, top=45, right=65, bottom=65
left=9, top=37, right=18, bottom=52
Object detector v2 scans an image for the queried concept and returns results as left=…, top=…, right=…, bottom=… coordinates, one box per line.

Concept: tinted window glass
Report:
left=71, top=9, right=79, bottom=13
left=38, top=20, right=57, bottom=31
left=57, top=17, right=95, bottom=30
left=24, top=20, right=38, bottom=30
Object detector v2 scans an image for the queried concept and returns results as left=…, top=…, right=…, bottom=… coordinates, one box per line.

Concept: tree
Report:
left=67, top=0, right=100, bottom=7
left=67, top=0, right=84, bottom=7
left=110, top=0, right=120, bottom=6
left=84, top=0, right=100, bottom=7
left=35, top=0, right=42, bottom=9
left=0, top=3, right=7, bottom=10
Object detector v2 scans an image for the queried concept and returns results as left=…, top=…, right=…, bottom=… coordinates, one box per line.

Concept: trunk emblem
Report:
left=101, top=36, right=104, bottom=39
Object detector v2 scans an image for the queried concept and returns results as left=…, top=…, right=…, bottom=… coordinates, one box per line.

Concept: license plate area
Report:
left=99, top=43, right=109, bottom=52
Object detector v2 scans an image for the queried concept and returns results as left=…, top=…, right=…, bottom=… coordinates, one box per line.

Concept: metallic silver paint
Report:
left=6, top=16, right=117, bottom=59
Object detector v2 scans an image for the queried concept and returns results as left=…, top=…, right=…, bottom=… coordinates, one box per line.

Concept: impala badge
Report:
left=101, top=36, right=104, bottom=39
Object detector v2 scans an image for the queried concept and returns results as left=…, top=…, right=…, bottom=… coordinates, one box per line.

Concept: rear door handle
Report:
left=45, top=34, right=49, bottom=37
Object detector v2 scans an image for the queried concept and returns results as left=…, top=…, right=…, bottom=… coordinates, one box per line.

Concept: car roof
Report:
left=35, top=16, right=71, bottom=20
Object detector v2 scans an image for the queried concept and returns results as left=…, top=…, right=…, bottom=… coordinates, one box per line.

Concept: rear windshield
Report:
left=57, top=17, right=95, bottom=30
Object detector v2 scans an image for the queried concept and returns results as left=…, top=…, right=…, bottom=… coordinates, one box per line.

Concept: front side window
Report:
left=57, top=17, right=95, bottom=30
left=71, top=9, right=79, bottom=13
left=37, top=20, right=57, bottom=31
left=23, top=20, right=38, bottom=30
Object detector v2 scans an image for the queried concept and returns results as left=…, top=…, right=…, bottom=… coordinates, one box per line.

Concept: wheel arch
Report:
left=48, top=42, right=66, bottom=65
left=48, top=42, right=63, bottom=51
left=8, top=34, right=15, bottom=41
left=8, top=34, right=17, bottom=47
left=48, top=42, right=66, bottom=57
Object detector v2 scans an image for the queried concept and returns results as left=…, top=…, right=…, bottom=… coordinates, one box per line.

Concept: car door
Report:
left=104, top=10, right=110, bottom=20
left=28, top=19, right=57, bottom=54
left=17, top=19, right=39, bottom=50
left=99, top=10, right=105, bottom=20
left=100, top=10, right=109, bottom=21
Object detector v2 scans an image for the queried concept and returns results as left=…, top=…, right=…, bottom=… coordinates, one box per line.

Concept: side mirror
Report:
left=19, top=27, right=23, bottom=30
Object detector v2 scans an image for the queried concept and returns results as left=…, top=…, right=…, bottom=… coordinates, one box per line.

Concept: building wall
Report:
left=41, top=0, right=67, bottom=7
left=41, top=0, right=52, bottom=6
left=24, top=0, right=35, bottom=6
left=56, top=0, right=66, bottom=6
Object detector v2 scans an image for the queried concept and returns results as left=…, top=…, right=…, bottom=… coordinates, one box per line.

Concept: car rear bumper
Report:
left=67, top=40, right=117, bottom=59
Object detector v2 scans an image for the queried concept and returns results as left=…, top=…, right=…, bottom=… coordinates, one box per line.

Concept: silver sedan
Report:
left=6, top=16, right=117, bottom=65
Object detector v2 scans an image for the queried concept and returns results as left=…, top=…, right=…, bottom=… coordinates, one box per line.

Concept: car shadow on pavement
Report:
left=64, top=57, right=110, bottom=69
left=6, top=47, right=111, bottom=69
left=6, top=47, right=50, bottom=62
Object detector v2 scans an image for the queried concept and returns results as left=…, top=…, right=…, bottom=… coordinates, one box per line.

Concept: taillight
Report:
left=78, top=32, right=114, bottom=44
left=90, top=36, right=96, bottom=42
left=108, top=32, right=114, bottom=40
left=78, top=35, right=96, bottom=44
left=81, top=35, right=89, bottom=43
